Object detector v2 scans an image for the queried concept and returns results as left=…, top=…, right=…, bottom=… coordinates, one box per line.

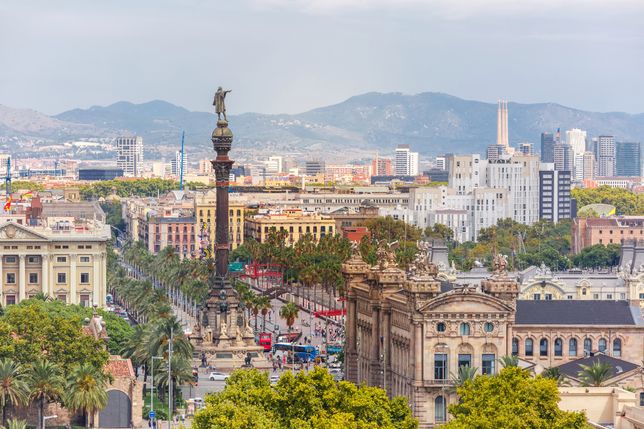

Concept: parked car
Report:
left=209, top=372, right=230, bottom=381
left=270, top=374, right=280, bottom=384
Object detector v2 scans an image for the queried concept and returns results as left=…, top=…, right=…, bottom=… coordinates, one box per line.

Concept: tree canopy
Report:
left=572, top=186, right=643, bottom=216
left=443, top=367, right=589, bottom=429
left=0, top=299, right=110, bottom=373
left=193, top=367, right=417, bottom=429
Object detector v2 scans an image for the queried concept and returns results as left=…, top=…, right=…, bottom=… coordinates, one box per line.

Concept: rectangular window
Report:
left=545, top=294, right=552, bottom=300
left=80, top=256, right=91, bottom=263
left=57, top=294, right=66, bottom=303
left=27, top=256, right=40, bottom=263
left=6, top=273, right=16, bottom=284
left=482, top=354, right=495, bottom=375
left=80, top=273, right=90, bottom=284
left=434, top=354, right=448, bottom=380
left=4, top=256, right=16, bottom=264
left=57, top=273, right=67, bottom=283
left=80, top=294, right=90, bottom=307
left=56, top=256, right=67, bottom=263
left=29, top=273, right=38, bottom=284
left=5, top=295, right=16, bottom=305
left=458, top=354, right=472, bottom=369
left=533, top=294, right=541, bottom=300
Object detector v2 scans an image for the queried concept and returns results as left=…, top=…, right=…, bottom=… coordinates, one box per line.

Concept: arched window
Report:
left=613, top=339, right=622, bottom=357
left=569, top=338, right=578, bottom=356
left=540, top=338, right=548, bottom=356
left=435, top=395, right=446, bottom=422
left=525, top=338, right=534, bottom=356
left=511, top=338, right=519, bottom=356
left=459, top=323, right=470, bottom=336
left=598, top=338, right=607, bottom=353
left=584, top=338, right=592, bottom=355
left=484, top=322, right=494, bottom=333
left=554, top=338, right=563, bottom=356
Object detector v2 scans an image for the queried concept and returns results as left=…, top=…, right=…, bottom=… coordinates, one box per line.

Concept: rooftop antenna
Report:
left=179, top=131, right=185, bottom=191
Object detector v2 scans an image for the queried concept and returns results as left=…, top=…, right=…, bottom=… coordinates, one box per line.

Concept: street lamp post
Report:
left=43, top=414, right=57, bottom=429
left=150, top=356, right=162, bottom=423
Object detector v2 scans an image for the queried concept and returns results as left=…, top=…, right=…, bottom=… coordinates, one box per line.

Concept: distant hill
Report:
left=2, top=93, right=644, bottom=159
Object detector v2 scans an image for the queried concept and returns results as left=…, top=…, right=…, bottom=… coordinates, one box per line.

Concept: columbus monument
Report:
left=192, top=88, right=263, bottom=368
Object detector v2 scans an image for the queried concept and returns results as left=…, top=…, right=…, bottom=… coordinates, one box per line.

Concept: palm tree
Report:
left=279, top=302, right=299, bottom=333
left=256, top=296, right=272, bottom=332
left=0, top=359, right=29, bottom=426
left=27, top=360, right=65, bottom=429
left=156, top=354, right=194, bottom=412
left=450, top=365, right=478, bottom=387
left=65, top=364, right=109, bottom=429
left=578, top=361, right=613, bottom=387
left=2, top=418, right=27, bottom=429
left=541, top=367, right=571, bottom=386
left=498, top=355, right=519, bottom=368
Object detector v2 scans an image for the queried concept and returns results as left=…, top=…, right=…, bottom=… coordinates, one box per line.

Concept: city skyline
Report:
left=1, top=0, right=644, bottom=115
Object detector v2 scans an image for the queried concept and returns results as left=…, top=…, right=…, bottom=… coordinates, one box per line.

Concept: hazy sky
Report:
left=1, top=0, right=643, bottom=115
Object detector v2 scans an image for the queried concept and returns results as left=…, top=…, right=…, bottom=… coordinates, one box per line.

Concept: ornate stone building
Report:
left=343, top=246, right=644, bottom=428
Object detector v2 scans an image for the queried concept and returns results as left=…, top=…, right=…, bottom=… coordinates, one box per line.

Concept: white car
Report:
left=209, top=372, right=230, bottom=381
left=270, top=374, right=280, bottom=384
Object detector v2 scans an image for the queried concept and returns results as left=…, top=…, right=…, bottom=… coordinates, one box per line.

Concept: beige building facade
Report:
left=194, top=190, right=245, bottom=251
left=245, top=210, right=335, bottom=245
left=0, top=221, right=110, bottom=307
left=343, top=248, right=644, bottom=428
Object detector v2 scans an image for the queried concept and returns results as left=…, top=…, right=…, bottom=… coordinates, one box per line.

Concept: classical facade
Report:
left=244, top=209, right=335, bottom=245
left=0, top=220, right=110, bottom=307
left=344, top=247, right=644, bottom=428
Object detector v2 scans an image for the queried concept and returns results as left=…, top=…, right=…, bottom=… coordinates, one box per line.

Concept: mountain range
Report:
left=2, top=92, right=644, bottom=160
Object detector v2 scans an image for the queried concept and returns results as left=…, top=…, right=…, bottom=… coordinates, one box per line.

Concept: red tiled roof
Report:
left=105, top=356, right=135, bottom=378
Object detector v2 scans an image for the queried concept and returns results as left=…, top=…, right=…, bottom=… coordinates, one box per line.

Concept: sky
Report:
left=1, top=0, right=644, bottom=116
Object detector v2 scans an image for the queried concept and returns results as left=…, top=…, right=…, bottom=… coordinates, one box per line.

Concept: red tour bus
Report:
left=258, top=332, right=272, bottom=352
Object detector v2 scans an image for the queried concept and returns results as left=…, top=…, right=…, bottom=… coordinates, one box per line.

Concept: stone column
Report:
left=70, top=253, right=77, bottom=305
left=382, top=307, right=392, bottom=395
left=413, top=321, right=423, bottom=382
left=346, top=293, right=358, bottom=383
left=18, top=255, right=26, bottom=301
left=93, top=254, right=101, bottom=307
left=41, top=255, right=49, bottom=296
left=0, top=255, right=4, bottom=302
left=369, top=304, right=381, bottom=386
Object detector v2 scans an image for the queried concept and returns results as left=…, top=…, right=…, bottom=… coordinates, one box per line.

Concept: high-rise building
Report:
left=487, top=154, right=540, bottom=225
left=265, top=156, right=283, bottom=175
left=371, top=155, right=393, bottom=176
left=116, top=136, right=143, bottom=177
left=539, top=167, right=573, bottom=223
left=447, top=154, right=484, bottom=195
left=435, top=156, right=446, bottom=170
left=553, top=143, right=573, bottom=172
left=540, top=132, right=555, bottom=163
left=394, top=145, right=419, bottom=176
left=518, top=143, right=534, bottom=155
left=0, top=153, right=10, bottom=175
left=171, top=150, right=188, bottom=176
left=565, top=129, right=587, bottom=156
left=198, top=159, right=213, bottom=175
left=616, top=142, right=641, bottom=177
left=497, top=100, right=509, bottom=147
left=582, top=152, right=595, bottom=180
left=304, top=160, right=325, bottom=176
left=596, top=135, right=616, bottom=177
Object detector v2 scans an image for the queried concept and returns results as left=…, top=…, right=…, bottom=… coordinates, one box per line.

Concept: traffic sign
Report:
left=149, top=411, right=155, bottom=419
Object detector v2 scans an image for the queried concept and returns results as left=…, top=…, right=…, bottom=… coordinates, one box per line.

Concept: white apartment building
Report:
left=394, top=145, right=419, bottom=176
left=116, top=136, right=144, bottom=177
left=447, top=154, right=484, bottom=195
left=582, top=152, right=595, bottom=180
left=566, top=128, right=587, bottom=156
left=171, top=150, right=188, bottom=176
left=265, top=156, right=283, bottom=175
left=198, top=159, right=213, bottom=175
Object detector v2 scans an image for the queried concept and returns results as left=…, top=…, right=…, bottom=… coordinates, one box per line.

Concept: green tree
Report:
left=578, top=361, right=613, bottom=387
left=444, top=367, right=588, bottom=429
left=572, top=244, right=621, bottom=268
left=572, top=186, right=643, bottom=215
left=27, top=360, right=65, bottom=429
left=279, top=302, right=299, bottom=332
left=192, top=368, right=417, bottom=429
left=0, top=359, right=28, bottom=426
left=65, top=363, right=109, bottom=428
left=1, top=418, right=27, bottom=429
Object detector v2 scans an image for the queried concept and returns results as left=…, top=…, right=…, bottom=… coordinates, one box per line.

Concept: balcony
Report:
left=423, top=379, right=454, bottom=387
